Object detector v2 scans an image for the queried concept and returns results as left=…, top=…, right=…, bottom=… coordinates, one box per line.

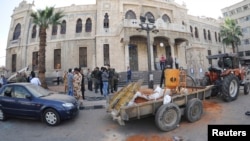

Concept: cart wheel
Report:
left=184, top=98, right=203, bottom=122
left=244, top=82, right=250, bottom=95
left=155, top=103, right=181, bottom=132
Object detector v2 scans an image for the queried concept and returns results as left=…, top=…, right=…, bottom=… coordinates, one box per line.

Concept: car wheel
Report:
left=43, top=108, right=60, bottom=126
left=0, top=108, right=6, bottom=121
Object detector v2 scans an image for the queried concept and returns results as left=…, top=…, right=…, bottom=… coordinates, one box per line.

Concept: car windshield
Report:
left=25, top=84, right=53, bottom=97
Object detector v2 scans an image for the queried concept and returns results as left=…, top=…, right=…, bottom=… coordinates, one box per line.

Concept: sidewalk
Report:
left=48, top=84, right=108, bottom=110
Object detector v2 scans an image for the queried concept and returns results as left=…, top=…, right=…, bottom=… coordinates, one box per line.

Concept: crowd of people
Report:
left=84, top=64, right=120, bottom=97
left=61, top=64, right=121, bottom=107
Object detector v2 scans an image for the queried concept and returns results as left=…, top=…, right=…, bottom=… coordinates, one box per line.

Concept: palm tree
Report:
left=220, top=17, right=243, bottom=53
left=30, top=6, right=64, bottom=88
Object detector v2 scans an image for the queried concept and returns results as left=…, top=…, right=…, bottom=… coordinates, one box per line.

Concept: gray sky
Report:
left=0, top=0, right=243, bottom=67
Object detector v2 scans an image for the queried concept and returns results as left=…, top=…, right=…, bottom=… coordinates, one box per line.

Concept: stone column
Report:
left=124, top=40, right=130, bottom=70
left=150, top=37, right=155, bottom=71
left=169, top=39, right=176, bottom=69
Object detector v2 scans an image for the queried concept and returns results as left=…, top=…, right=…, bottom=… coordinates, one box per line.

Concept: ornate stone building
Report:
left=6, top=0, right=231, bottom=79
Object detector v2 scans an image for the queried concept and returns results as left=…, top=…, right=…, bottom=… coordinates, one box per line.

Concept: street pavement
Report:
left=48, top=83, right=111, bottom=110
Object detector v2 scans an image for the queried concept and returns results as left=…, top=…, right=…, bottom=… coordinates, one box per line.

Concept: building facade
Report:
left=221, top=0, right=250, bottom=64
left=6, top=0, right=229, bottom=79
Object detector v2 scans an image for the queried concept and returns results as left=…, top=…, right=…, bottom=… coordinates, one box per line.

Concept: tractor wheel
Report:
left=184, top=98, right=203, bottom=123
left=221, top=74, right=239, bottom=102
left=155, top=103, right=181, bottom=132
left=244, top=82, right=250, bottom=95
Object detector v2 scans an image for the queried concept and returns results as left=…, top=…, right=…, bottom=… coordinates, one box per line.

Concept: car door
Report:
left=0, top=86, right=17, bottom=115
left=11, top=85, right=42, bottom=118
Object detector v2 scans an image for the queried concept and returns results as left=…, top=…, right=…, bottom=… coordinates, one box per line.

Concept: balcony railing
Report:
left=123, top=19, right=188, bottom=33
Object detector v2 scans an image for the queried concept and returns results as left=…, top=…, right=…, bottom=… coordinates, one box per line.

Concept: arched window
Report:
left=145, top=12, right=155, bottom=23
left=125, top=10, right=136, bottom=19
left=60, top=20, right=66, bottom=34
left=190, top=26, right=193, bottom=37
left=203, top=29, right=206, bottom=40
left=85, top=18, right=92, bottom=32
left=215, top=32, right=218, bottom=42
left=76, top=19, right=82, bottom=33
left=218, top=33, right=221, bottom=42
left=52, top=24, right=58, bottom=35
left=13, top=23, right=21, bottom=40
left=195, top=27, right=199, bottom=38
left=208, top=30, right=211, bottom=40
left=31, top=25, right=36, bottom=39
left=162, top=14, right=171, bottom=23
left=104, top=13, right=109, bottom=28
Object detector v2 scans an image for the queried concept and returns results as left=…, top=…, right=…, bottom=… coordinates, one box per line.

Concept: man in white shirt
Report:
left=30, top=71, right=41, bottom=86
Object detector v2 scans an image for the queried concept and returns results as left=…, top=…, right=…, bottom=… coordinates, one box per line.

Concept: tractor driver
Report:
left=218, top=58, right=232, bottom=69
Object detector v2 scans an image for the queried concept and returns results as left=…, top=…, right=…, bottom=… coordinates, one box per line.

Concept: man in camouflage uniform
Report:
left=73, top=68, right=83, bottom=108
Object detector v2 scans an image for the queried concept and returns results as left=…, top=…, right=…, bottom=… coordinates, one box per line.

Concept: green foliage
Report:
left=30, top=6, right=64, bottom=29
left=220, top=17, right=243, bottom=53
left=30, top=6, right=64, bottom=88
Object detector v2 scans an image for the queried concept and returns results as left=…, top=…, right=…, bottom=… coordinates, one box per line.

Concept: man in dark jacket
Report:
left=92, top=67, right=101, bottom=93
left=79, top=68, right=85, bottom=99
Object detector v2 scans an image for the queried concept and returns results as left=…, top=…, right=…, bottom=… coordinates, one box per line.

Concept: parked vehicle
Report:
left=201, top=53, right=250, bottom=102
left=0, top=83, right=78, bottom=126
left=107, top=69, right=213, bottom=132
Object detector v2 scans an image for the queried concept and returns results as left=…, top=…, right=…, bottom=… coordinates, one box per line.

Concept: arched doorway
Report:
left=128, top=44, right=138, bottom=71
left=153, top=37, right=171, bottom=70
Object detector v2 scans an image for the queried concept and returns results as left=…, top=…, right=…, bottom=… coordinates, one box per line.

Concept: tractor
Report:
left=201, top=53, right=250, bottom=102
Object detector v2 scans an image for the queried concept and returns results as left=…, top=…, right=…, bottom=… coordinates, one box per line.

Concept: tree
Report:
left=30, top=6, right=64, bottom=88
left=220, top=17, right=243, bottom=53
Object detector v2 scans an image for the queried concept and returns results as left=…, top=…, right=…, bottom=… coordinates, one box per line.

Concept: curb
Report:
left=80, top=105, right=105, bottom=110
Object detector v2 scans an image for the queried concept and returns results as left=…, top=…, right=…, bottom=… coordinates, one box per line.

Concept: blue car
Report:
left=0, top=83, right=78, bottom=126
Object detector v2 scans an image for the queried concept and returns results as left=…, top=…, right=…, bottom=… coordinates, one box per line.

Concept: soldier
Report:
left=73, top=68, right=83, bottom=108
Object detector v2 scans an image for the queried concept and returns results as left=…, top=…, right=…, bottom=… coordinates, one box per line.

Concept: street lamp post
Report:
left=137, top=16, right=158, bottom=89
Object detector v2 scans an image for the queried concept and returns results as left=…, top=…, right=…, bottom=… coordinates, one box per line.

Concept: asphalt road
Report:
left=1, top=89, right=250, bottom=141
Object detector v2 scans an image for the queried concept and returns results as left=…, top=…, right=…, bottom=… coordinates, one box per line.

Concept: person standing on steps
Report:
left=127, top=66, right=132, bottom=83
left=166, top=53, right=173, bottom=68
left=175, top=57, right=179, bottom=69
left=160, top=54, right=166, bottom=70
